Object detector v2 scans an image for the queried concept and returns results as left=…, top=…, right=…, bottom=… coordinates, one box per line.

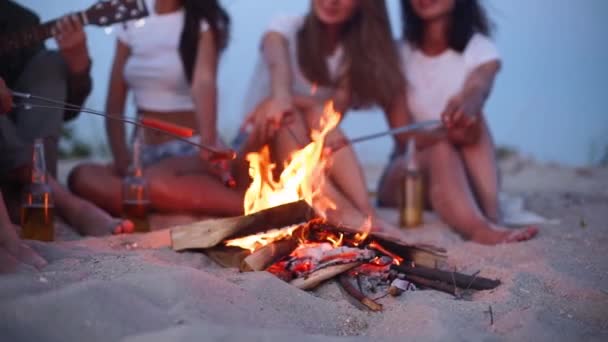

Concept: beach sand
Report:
left=1, top=156, right=607, bottom=341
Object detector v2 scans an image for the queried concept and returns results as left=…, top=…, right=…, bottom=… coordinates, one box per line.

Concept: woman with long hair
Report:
left=238, top=0, right=405, bottom=230
left=69, top=0, right=243, bottom=217
left=377, top=0, right=538, bottom=244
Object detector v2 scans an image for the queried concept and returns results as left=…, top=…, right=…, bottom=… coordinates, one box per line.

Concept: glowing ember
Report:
left=243, top=101, right=341, bottom=217
left=368, top=241, right=403, bottom=266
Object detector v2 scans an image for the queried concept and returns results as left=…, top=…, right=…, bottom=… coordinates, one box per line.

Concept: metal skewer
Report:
left=10, top=90, right=236, bottom=161
left=329, top=120, right=443, bottom=153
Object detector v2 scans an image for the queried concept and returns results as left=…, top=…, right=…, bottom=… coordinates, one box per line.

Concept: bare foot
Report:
left=470, top=225, right=539, bottom=245
left=70, top=208, right=135, bottom=236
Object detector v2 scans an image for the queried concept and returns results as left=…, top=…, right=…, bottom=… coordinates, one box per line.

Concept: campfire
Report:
left=170, top=102, right=500, bottom=311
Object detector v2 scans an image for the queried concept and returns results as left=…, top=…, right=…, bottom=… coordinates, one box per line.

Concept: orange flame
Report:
left=243, top=101, right=341, bottom=217
left=353, top=216, right=372, bottom=246
left=225, top=224, right=300, bottom=253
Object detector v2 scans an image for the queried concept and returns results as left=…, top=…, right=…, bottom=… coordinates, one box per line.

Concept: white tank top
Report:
left=114, top=0, right=209, bottom=112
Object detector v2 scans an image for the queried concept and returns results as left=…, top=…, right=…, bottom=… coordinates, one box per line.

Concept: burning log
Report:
left=291, top=262, right=360, bottom=290
left=240, top=238, right=298, bottom=272
left=171, top=200, right=312, bottom=251
left=338, top=275, right=383, bottom=312
left=304, top=220, right=447, bottom=268
left=390, top=264, right=500, bottom=290
left=205, top=246, right=250, bottom=269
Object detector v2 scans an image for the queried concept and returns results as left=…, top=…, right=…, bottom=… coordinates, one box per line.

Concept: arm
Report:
left=253, top=32, right=294, bottom=141
left=53, top=15, right=92, bottom=119
left=442, top=60, right=501, bottom=129
left=191, top=28, right=219, bottom=148
left=105, top=40, right=131, bottom=175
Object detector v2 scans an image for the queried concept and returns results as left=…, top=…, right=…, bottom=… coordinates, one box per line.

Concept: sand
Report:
left=1, top=155, right=607, bottom=341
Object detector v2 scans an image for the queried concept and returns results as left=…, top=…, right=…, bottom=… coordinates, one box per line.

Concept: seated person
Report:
left=68, top=0, right=243, bottom=217
left=377, top=0, right=538, bottom=244
left=236, top=0, right=404, bottom=231
left=0, top=77, right=46, bottom=273
left=0, top=1, right=133, bottom=237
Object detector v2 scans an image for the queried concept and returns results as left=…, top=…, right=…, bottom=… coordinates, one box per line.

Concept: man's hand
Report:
left=53, top=14, right=90, bottom=74
left=0, top=78, right=12, bottom=114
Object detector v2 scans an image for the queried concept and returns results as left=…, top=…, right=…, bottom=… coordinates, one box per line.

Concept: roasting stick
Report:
left=338, top=275, right=383, bottom=312
left=10, top=90, right=236, bottom=160
left=329, top=119, right=442, bottom=153
left=11, top=91, right=238, bottom=187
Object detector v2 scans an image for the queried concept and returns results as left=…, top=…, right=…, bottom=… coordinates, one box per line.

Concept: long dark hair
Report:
left=297, top=0, right=404, bottom=109
left=179, top=0, right=230, bottom=83
left=401, top=0, right=492, bottom=52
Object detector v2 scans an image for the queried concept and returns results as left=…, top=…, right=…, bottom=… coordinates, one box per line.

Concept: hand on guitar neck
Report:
left=0, top=0, right=149, bottom=57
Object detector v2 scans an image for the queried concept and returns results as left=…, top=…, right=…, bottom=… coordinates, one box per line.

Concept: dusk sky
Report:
left=19, top=0, right=608, bottom=166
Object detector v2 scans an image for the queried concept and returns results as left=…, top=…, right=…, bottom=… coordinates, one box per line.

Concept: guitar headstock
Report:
left=84, top=0, right=149, bottom=27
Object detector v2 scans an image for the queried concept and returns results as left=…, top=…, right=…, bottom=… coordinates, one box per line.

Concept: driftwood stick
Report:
left=390, top=264, right=500, bottom=290
left=204, top=246, right=250, bottom=268
left=291, top=262, right=360, bottom=290
left=171, top=200, right=312, bottom=251
left=338, top=275, right=383, bottom=312
left=240, top=238, right=298, bottom=272
left=404, top=275, right=457, bottom=296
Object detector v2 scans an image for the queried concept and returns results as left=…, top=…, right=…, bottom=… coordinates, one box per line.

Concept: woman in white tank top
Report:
left=69, top=0, right=243, bottom=217
left=377, top=0, right=538, bottom=244
left=236, top=0, right=405, bottom=231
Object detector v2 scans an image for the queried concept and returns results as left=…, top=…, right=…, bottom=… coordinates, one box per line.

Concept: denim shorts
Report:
left=141, top=136, right=199, bottom=167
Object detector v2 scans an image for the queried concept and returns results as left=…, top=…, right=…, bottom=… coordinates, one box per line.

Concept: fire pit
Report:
left=169, top=102, right=500, bottom=311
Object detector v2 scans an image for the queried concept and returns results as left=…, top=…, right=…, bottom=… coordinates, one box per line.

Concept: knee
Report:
left=67, top=163, right=95, bottom=195
left=447, top=123, right=482, bottom=146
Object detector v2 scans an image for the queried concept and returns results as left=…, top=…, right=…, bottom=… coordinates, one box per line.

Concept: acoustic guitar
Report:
left=0, top=0, right=149, bottom=56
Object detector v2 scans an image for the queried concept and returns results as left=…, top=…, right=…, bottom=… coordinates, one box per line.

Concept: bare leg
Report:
left=68, top=163, right=123, bottom=216
left=298, top=108, right=374, bottom=214
left=427, top=140, right=537, bottom=244
left=376, top=155, right=406, bottom=208
left=272, top=113, right=382, bottom=231
left=69, top=159, right=244, bottom=217
left=145, top=156, right=243, bottom=216
left=50, top=176, right=134, bottom=236
left=456, top=117, right=501, bottom=222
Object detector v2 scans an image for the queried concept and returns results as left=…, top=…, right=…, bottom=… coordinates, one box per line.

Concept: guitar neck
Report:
left=0, top=12, right=86, bottom=55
